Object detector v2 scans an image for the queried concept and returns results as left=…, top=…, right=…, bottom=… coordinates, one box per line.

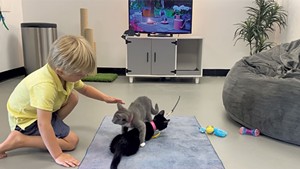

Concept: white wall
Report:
left=0, top=0, right=23, bottom=72
left=1, top=0, right=299, bottom=73
left=22, top=0, right=129, bottom=68
left=21, top=0, right=254, bottom=69
left=197, top=0, right=253, bottom=68
left=281, top=0, right=300, bottom=42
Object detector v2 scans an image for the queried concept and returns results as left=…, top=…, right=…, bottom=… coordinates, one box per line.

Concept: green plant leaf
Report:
left=233, top=0, right=287, bottom=55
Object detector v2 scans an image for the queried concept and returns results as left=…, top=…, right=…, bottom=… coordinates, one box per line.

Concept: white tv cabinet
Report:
left=126, top=36, right=203, bottom=83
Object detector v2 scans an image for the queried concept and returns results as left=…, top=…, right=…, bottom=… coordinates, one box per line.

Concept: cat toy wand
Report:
left=165, top=96, right=181, bottom=117
left=0, top=11, right=9, bottom=30
left=152, top=96, right=181, bottom=139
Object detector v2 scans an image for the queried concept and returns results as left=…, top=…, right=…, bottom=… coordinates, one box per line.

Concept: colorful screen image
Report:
left=129, top=0, right=193, bottom=35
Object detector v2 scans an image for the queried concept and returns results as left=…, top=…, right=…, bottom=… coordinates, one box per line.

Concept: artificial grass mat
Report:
left=82, top=73, right=118, bottom=82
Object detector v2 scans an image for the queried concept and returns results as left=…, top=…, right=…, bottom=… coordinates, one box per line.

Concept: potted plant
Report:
left=234, top=0, right=287, bottom=55
left=0, top=11, right=9, bottom=30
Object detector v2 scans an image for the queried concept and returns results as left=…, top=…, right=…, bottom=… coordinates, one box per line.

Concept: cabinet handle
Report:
left=154, top=52, right=156, bottom=62
left=146, top=52, right=149, bottom=62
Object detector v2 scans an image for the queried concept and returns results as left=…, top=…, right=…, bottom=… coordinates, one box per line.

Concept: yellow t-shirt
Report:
left=7, top=64, right=85, bottom=131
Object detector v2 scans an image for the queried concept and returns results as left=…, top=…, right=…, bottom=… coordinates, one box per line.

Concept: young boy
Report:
left=0, top=35, right=124, bottom=167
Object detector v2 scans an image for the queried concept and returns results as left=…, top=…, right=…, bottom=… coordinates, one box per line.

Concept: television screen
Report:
left=129, top=0, right=193, bottom=36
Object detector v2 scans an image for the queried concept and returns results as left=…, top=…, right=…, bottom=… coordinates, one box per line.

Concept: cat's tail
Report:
left=110, top=135, right=124, bottom=169
left=110, top=147, right=123, bottom=169
left=151, top=103, right=159, bottom=115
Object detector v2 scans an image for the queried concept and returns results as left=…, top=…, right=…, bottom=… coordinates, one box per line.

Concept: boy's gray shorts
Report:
left=15, top=112, right=70, bottom=139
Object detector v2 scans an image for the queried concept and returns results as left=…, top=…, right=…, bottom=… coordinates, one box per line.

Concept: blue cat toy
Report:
left=199, top=126, right=227, bottom=137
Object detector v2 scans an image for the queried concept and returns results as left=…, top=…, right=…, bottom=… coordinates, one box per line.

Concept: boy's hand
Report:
left=55, top=153, right=80, bottom=167
left=105, top=96, right=125, bottom=104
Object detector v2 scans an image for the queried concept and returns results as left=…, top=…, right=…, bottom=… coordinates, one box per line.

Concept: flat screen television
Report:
left=128, top=0, right=193, bottom=36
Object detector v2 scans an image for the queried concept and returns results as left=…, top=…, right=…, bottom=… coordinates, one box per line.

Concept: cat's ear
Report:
left=159, top=110, right=165, bottom=116
left=117, top=103, right=126, bottom=111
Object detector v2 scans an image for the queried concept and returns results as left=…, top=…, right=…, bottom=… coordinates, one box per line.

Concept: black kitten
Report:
left=109, top=110, right=170, bottom=169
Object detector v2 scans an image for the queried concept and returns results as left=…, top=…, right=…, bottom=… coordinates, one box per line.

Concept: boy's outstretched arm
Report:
left=77, top=84, right=125, bottom=104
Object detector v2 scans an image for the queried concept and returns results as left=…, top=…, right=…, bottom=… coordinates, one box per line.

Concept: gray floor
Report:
left=0, top=76, right=299, bottom=169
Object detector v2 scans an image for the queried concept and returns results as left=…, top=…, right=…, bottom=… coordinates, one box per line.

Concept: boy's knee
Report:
left=69, top=91, right=79, bottom=106
left=64, top=132, right=79, bottom=151
left=69, top=139, right=79, bottom=151
left=73, top=135, right=79, bottom=147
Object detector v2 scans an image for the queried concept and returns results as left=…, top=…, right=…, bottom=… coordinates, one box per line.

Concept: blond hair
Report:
left=47, top=35, right=95, bottom=74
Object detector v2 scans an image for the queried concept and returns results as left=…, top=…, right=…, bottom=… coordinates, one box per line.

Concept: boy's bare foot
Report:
left=0, top=153, right=7, bottom=159
left=0, top=131, right=24, bottom=159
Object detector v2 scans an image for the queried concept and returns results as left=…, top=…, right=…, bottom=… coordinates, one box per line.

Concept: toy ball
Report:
left=206, top=125, right=214, bottom=134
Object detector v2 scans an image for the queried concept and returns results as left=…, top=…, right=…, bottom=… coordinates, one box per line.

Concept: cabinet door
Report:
left=127, top=38, right=151, bottom=75
left=151, top=39, right=176, bottom=75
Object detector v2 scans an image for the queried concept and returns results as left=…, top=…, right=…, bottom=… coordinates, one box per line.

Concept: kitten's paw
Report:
left=140, top=142, right=146, bottom=147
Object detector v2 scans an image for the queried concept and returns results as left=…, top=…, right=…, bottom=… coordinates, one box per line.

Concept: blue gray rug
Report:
left=79, top=116, right=224, bottom=169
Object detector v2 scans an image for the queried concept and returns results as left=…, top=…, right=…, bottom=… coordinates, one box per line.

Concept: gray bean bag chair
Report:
left=223, top=39, right=300, bottom=145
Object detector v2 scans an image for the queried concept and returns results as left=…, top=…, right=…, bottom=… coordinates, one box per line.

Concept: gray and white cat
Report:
left=112, top=96, right=159, bottom=147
